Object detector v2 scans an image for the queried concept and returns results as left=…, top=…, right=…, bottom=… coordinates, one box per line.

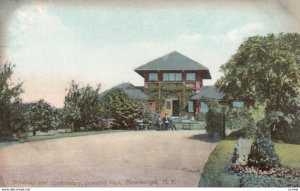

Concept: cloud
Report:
left=8, top=4, right=187, bottom=107
left=178, top=22, right=264, bottom=43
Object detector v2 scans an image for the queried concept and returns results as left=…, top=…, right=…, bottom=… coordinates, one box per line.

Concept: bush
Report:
left=240, top=174, right=300, bottom=187
left=195, top=112, right=205, bottom=121
left=272, top=119, right=300, bottom=144
left=247, top=121, right=281, bottom=170
left=63, top=81, right=102, bottom=132
left=205, top=99, right=225, bottom=138
left=226, top=105, right=264, bottom=139
left=100, top=89, right=151, bottom=129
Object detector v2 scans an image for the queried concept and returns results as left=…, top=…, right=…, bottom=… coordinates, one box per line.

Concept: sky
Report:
left=5, top=0, right=300, bottom=107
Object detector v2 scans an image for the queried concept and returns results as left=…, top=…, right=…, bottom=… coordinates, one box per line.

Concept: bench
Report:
left=181, top=120, right=194, bottom=130
left=134, top=119, right=149, bottom=130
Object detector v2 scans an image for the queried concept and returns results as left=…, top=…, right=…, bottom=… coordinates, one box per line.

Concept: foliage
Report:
left=145, top=83, right=193, bottom=114
left=50, top=107, right=63, bottom=129
left=216, top=33, right=300, bottom=170
left=0, top=63, right=24, bottom=140
left=200, top=139, right=300, bottom=187
left=194, top=112, right=205, bottom=121
left=240, top=173, right=300, bottom=187
left=247, top=121, right=281, bottom=170
left=100, top=89, right=151, bottom=129
left=271, top=95, right=300, bottom=144
left=216, top=33, right=300, bottom=133
left=226, top=108, right=255, bottom=138
left=63, top=81, right=101, bottom=132
left=204, top=99, right=225, bottom=138
left=27, top=99, right=58, bottom=135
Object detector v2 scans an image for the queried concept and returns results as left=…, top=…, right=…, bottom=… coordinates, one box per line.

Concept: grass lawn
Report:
left=22, top=130, right=126, bottom=143
left=198, top=140, right=239, bottom=187
left=199, top=139, right=300, bottom=187
left=275, top=143, right=300, bottom=169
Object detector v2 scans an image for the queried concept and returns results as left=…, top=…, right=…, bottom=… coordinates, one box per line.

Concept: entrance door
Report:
left=172, top=100, right=180, bottom=116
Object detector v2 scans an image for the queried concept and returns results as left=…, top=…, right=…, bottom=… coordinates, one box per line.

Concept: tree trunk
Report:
left=71, top=123, right=74, bottom=132
left=222, top=112, right=226, bottom=139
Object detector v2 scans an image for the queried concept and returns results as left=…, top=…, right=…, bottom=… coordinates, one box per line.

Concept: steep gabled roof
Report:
left=190, top=86, right=225, bottom=100
left=134, top=51, right=211, bottom=79
left=99, top=82, right=147, bottom=100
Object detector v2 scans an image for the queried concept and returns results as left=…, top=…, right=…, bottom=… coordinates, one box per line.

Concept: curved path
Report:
left=0, top=130, right=216, bottom=187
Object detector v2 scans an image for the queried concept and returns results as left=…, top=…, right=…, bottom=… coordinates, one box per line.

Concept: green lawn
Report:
left=199, top=139, right=300, bottom=187
left=275, top=143, right=300, bottom=168
left=22, top=130, right=126, bottom=143
left=199, top=140, right=239, bottom=187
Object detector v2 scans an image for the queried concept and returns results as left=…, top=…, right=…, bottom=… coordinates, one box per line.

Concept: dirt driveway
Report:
left=0, top=130, right=216, bottom=187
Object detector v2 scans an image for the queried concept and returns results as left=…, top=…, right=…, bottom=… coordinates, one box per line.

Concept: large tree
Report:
left=216, top=33, right=300, bottom=132
left=0, top=63, right=24, bottom=140
left=63, top=81, right=101, bottom=132
left=27, top=99, right=56, bottom=136
left=100, top=89, right=151, bottom=129
left=216, top=33, right=300, bottom=170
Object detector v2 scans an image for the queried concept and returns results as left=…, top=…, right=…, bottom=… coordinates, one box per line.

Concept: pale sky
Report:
left=6, top=1, right=300, bottom=107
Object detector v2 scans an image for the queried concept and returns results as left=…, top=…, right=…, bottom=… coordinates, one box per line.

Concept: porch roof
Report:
left=99, top=82, right=148, bottom=100
left=190, top=86, right=225, bottom=100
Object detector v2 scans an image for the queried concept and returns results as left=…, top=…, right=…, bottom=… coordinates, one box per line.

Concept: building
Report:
left=134, top=51, right=212, bottom=116
left=99, top=51, right=253, bottom=116
left=99, top=82, right=147, bottom=100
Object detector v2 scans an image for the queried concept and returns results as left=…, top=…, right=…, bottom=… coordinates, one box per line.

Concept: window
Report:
left=166, top=101, right=171, bottom=109
left=169, top=73, right=175, bottom=81
left=149, top=73, right=158, bottom=81
left=233, top=101, right=244, bottom=108
left=162, top=73, right=182, bottom=81
left=200, top=102, right=208, bottom=113
left=188, top=101, right=194, bottom=112
left=176, top=73, right=182, bottom=81
left=186, top=73, right=196, bottom=81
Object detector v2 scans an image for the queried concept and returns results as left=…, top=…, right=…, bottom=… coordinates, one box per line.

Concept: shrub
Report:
left=63, top=81, right=102, bottom=132
left=226, top=105, right=264, bottom=139
left=100, top=89, right=151, bottom=129
left=195, top=112, right=205, bottom=121
left=272, top=119, right=300, bottom=144
left=205, top=99, right=225, bottom=138
left=247, top=121, right=281, bottom=170
left=240, top=174, right=300, bottom=187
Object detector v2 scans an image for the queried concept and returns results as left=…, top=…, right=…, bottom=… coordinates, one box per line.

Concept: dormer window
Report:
left=186, top=73, right=196, bottom=81
left=149, top=73, right=158, bottom=81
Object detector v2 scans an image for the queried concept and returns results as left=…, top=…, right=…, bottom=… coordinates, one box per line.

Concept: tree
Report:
left=204, top=99, right=222, bottom=138
left=100, top=89, right=151, bottom=129
left=27, top=99, right=55, bottom=136
left=0, top=63, right=24, bottom=140
left=216, top=33, right=300, bottom=170
left=216, top=33, right=300, bottom=133
left=63, top=81, right=101, bottom=132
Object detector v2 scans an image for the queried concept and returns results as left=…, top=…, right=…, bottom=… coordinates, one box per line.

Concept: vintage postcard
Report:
left=0, top=0, right=299, bottom=189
